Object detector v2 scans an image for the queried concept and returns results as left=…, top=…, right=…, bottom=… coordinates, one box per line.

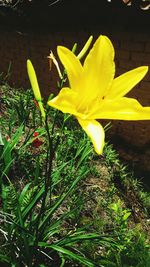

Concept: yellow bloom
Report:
left=48, top=35, right=149, bottom=154
left=27, top=60, right=46, bottom=119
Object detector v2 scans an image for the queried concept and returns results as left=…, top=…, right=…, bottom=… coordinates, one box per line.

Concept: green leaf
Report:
left=43, top=206, right=83, bottom=241
left=39, top=170, right=88, bottom=230
left=0, top=159, right=14, bottom=179
left=38, top=243, right=95, bottom=267
left=19, top=183, right=32, bottom=204
left=0, top=125, right=24, bottom=175
left=0, top=131, right=4, bottom=145
left=57, top=232, right=116, bottom=248
left=122, top=212, right=131, bottom=221
left=110, top=203, right=118, bottom=212
left=22, top=185, right=45, bottom=219
left=1, top=124, right=23, bottom=161
left=76, top=142, right=92, bottom=168
left=99, top=259, right=116, bottom=266
left=0, top=253, right=10, bottom=263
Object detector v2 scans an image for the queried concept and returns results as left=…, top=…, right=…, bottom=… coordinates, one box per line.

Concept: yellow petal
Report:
left=107, top=66, right=149, bottom=100
left=77, top=35, right=93, bottom=60
left=77, top=118, right=105, bottom=155
left=27, top=59, right=42, bottom=101
left=83, top=35, right=115, bottom=101
left=89, top=97, right=150, bottom=121
left=57, top=46, right=84, bottom=92
left=48, top=87, right=83, bottom=117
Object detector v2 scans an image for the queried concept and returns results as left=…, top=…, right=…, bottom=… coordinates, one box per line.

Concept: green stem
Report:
left=34, top=112, right=56, bottom=244
left=34, top=69, right=67, bottom=244
left=45, top=114, right=53, bottom=206
left=17, top=202, right=32, bottom=266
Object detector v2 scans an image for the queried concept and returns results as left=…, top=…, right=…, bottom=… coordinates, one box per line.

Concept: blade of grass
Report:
left=0, top=124, right=23, bottom=161
left=22, top=185, right=45, bottom=219
left=39, top=170, right=89, bottom=230
left=19, top=183, right=32, bottom=204
left=38, top=243, right=95, bottom=267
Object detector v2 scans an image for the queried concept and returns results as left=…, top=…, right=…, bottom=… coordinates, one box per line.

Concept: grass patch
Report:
left=0, top=84, right=150, bottom=266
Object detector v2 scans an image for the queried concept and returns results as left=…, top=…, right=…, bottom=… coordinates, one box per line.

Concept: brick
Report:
left=115, top=59, right=119, bottom=67
left=131, top=52, right=150, bottom=62
left=118, top=59, right=141, bottom=70
left=121, top=41, right=144, bottom=52
left=143, top=71, right=150, bottom=82
left=115, top=67, right=126, bottom=77
left=112, top=40, right=120, bottom=49
left=112, top=32, right=132, bottom=41
left=136, top=88, right=150, bottom=106
left=116, top=50, right=130, bottom=60
left=140, top=81, right=150, bottom=91
left=131, top=33, right=150, bottom=42
left=145, top=43, right=150, bottom=53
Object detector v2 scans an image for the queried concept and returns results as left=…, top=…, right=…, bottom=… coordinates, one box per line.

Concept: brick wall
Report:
left=109, top=31, right=150, bottom=149
left=0, top=28, right=150, bottom=170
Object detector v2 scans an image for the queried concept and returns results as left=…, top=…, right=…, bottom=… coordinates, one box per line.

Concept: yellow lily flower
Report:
left=27, top=60, right=46, bottom=119
left=48, top=35, right=149, bottom=155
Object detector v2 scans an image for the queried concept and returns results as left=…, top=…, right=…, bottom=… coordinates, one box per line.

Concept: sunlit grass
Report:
left=0, top=84, right=150, bottom=266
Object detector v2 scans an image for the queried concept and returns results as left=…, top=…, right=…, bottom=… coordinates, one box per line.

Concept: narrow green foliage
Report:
left=0, top=79, right=149, bottom=267
left=0, top=125, right=23, bottom=180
